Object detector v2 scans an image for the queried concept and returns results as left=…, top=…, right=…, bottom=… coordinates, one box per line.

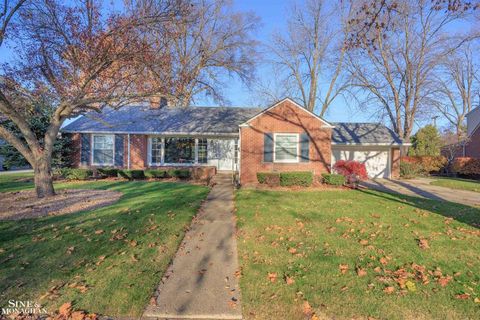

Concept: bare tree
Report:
left=0, top=0, right=178, bottom=197
left=268, top=0, right=352, bottom=115
left=134, top=0, right=260, bottom=106
left=430, top=45, right=479, bottom=139
left=347, top=0, right=472, bottom=141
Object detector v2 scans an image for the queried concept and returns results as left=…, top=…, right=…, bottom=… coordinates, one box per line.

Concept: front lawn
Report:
left=0, top=172, right=209, bottom=317
left=430, top=177, right=480, bottom=193
left=236, top=189, right=480, bottom=320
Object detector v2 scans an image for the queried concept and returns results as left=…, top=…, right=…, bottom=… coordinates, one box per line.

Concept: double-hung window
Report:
left=150, top=137, right=162, bottom=165
left=92, top=134, right=114, bottom=165
left=274, top=133, right=298, bottom=163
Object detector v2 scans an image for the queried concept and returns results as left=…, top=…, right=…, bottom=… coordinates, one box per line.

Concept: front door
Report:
left=208, top=139, right=235, bottom=171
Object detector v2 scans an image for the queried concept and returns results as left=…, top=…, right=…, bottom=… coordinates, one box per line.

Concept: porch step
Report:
left=214, top=173, right=234, bottom=185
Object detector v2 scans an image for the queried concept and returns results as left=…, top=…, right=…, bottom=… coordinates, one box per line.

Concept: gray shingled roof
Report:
left=62, top=106, right=403, bottom=145
left=62, top=105, right=262, bottom=136
left=332, top=122, right=403, bottom=145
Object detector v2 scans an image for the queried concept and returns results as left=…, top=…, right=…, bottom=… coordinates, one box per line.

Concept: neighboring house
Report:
left=62, top=98, right=406, bottom=184
left=463, top=107, right=480, bottom=158
left=442, top=106, right=480, bottom=159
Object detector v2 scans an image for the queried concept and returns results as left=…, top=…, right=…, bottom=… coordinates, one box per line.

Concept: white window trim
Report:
left=148, top=136, right=164, bottom=166
left=91, top=134, right=115, bottom=166
left=273, top=133, right=299, bottom=163
left=148, top=136, right=201, bottom=167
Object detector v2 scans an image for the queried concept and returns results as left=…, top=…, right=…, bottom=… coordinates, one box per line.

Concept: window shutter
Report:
left=80, top=133, right=90, bottom=166
left=264, top=133, right=273, bottom=162
left=300, top=132, right=309, bottom=162
left=115, top=135, right=124, bottom=167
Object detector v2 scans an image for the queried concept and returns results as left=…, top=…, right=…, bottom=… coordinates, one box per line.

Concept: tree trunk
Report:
left=34, top=158, right=55, bottom=198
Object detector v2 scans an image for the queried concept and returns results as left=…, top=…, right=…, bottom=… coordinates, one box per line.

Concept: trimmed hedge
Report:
left=62, top=168, right=93, bottom=181
left=167, top=169, right=191, bottom=179
left=400, top=162, right=422, bottom=179
left=400, top=156, right=447, bottom=177
left=321, top=173, right=345, bottom=186
left=257, top=172, right=280, bottom=185
left=118, top=169, right=145, bottom=180
left=144, top=169, right=168, bottom=179
left=97, top=168, right=119, bottom=177
left=279, top=171, right=313, bottom=187
left=452, top=157, right=480, bottom=176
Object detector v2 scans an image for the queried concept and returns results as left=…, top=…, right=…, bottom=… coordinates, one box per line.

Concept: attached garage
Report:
left=332, top=146, right=391, bottom=178
left=331, top=123, right=405, bottom=179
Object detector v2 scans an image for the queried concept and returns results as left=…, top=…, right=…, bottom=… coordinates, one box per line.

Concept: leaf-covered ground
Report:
left=0, top=173, right=209, bottom=317
left=235, top=188, right=480, bottom=320
left=430, top=177, right=480, bottom=193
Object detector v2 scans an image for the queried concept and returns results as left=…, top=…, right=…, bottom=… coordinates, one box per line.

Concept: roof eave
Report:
left=239, top=97, right=335, bottom=128
left=60, top=129, right=239, bottom=137
left=331, top=142, right=410, bottom=146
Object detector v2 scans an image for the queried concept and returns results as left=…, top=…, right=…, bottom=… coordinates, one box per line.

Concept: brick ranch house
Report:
left=62, top=98, right=406, bottom=184
left=442, top=106, right=480, bottom=159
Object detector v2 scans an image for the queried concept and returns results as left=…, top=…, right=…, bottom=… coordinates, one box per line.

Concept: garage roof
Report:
left=332, top=122, right=404, bottom=145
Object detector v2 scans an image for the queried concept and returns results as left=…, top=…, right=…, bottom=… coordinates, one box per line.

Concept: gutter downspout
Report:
left=127, top=134, right=131, bottom=169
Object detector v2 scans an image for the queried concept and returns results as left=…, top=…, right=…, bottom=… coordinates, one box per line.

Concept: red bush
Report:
left=333, top=160, right=368, bottom=185
left=452, top=157, right=480, bottom=175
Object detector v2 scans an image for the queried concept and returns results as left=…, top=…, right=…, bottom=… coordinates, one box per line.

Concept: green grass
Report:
left=235, top=188, right=480, bottom=320
left=0, top=171, right=35, bottom=192
left=0, top=172, right=209, bottom=317
left=430, top=177, right=480, bottom=193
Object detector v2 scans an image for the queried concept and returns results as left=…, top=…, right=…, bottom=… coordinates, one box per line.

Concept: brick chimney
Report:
left=149, top=96, right=169, bottom=109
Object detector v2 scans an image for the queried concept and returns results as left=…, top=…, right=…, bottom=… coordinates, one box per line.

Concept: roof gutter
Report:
left=331, top=142, right=411, bottom=146
left=61, top=130, right=239, bottom=137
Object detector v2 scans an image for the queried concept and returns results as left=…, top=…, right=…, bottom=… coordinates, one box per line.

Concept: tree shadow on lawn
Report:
left=0, top=181, right=208, bottom=312
left=357, top=188, right=480, bottom=229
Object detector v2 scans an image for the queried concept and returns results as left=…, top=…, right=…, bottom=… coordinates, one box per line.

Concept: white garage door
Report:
left=332, top=147, right=390, bottom=179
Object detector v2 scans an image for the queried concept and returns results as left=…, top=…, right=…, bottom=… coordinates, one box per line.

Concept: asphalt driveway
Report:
left=362, top=177, right=480, bottom=207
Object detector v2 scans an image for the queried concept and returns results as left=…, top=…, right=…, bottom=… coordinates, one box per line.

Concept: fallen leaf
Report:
left=302, top=301, right=312, bottom=316
left=268, top=272, right=277, bottom=283
left=437, top=276, right=452, bottom=287
left=131, top=254, right=139, bottom=262
left=149, top=297, right=157, bottom=306
left=418, top=239, right=430, bottom=250
left=474, top=297, right=480, bottom=304
left=94, top=230, right=104, bottom=235
left=359, top=239, right=369, bottom=246
left=455, top=293, right=470, bottom=300
left=356, top=267, right=367, bottom=277
left=379, top=257, right=388, bottom=265
left=129, top=240, right=138, bottom=247
left=285, top=276, right=295, bottom=285
left=383, top=286, right=395, bottom=294
left=66, top=246, right=75, bottom=255
left=288, top=247, right=297, bottom=254
left=373, top=266, right=382, bottom=273
left=71, top=310, right=85, bottom=320
left=405, top=280, right=416, bottom=292
left=59, top=302, right=72, bottom=317
left=339, top=264, right=349, bottom=274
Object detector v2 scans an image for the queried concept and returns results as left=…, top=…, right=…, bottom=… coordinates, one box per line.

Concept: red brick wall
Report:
left=391, top=147, right=400, bottom=179
left=465, top=127, right=480, bottom=158
left=240, top=100, right=332, bottom=185
left=130, top=134, right=147, bottom=169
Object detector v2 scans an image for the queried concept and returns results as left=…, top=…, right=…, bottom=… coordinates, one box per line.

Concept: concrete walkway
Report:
left=143, top=174, right=242, bottom=320
left=362, top=178, right=480, bottom=207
